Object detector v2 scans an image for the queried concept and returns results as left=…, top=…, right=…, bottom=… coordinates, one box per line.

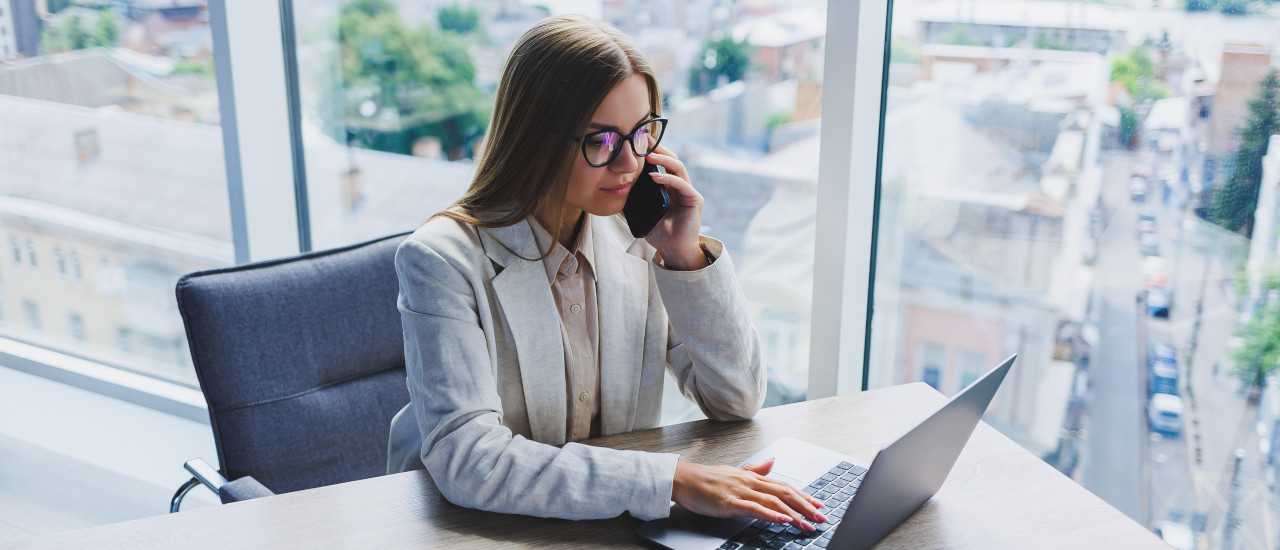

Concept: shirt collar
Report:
left=528, top=213, right=596, bottom=284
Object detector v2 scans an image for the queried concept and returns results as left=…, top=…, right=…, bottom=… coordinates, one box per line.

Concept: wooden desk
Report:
left=10, top=383, right=1166, bottom=549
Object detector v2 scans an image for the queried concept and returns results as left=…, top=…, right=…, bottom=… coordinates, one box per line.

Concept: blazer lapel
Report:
left=593, top=216, right=650, bottom=435
left=480, top=222, right=568, bottom=445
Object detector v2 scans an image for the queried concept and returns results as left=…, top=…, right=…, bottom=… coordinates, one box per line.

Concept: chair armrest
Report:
left=218, top=476, right=275, bottom=504
left=184, top=457, right=228, bottom=493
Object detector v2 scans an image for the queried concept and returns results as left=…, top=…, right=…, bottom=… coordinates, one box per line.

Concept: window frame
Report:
left=5, top=0, right=894, bottom=416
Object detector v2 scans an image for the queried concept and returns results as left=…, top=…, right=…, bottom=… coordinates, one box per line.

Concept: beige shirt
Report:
left=529, top=216, right=601, bottom=442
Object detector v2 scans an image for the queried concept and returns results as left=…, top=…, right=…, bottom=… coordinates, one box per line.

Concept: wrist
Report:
left=659, top=243, right=711, bottom=271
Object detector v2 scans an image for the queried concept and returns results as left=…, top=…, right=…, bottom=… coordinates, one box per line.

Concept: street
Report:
left=1078, top=147, right=1278, bottom=548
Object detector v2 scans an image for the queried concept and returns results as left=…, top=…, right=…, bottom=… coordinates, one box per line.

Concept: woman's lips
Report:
left=601, top=182, right=632, bottom=195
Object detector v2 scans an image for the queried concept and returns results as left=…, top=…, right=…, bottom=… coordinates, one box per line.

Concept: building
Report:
left=1205, top=43, right=1273, bottom=186
left=2, top=0, right=41, bottom=60
left=915, top=0, right=1127, bottom=55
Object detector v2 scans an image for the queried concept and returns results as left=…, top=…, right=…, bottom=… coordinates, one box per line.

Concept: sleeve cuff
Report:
left=632, top=451, right=681, bottom=520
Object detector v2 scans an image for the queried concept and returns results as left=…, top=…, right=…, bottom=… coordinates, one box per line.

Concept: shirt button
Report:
left=570, top=303, right=582, bottom=314
left=578, top=391, right=590, bottom=403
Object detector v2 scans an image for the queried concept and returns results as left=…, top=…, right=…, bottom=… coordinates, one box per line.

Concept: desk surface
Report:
left=10, top=383, right=1165, bottom=549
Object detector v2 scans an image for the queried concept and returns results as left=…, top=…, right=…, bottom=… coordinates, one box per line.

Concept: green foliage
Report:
left=1232, top=299, right=1280, bottom=388
left=94, top=9, right=120, bottom=48
left=172, top=59, right=215, bottom=77
left=687, top=36, right=753, bottom=96
left=438, top=4, right=480, bottom=34
left=65, top=14, right=91, bottom=50
left=336, top=0, right=489, bottom=158
left=939, top=27, right=982, bottom=47
left=1208, top=71, right=1280, bottom=237
left=888, top=37, right=921, bottom=65
left=766, top=110, right=791, bottom=131
left=1033, top=34, right=1073, bottom=51
left=1218, top=0, right=1250, bottom=14
left=1118, top=106, right=1138, bottom=149
left=39, top=10, right=121, bottom=53
left=1111, top=46, right=1172, bottom=102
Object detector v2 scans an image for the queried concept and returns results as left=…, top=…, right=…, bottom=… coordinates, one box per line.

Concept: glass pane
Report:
left=0, top=1, right=232, bottom=385
left=292, top=1, right=826, bottom=421
left=875, top=0, right=1280, bottom=545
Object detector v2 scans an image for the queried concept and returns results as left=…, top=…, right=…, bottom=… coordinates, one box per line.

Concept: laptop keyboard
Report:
left=717, top=461, right=867, bottom=550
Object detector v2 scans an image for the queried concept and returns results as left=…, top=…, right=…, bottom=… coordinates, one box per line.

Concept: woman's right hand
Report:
left=671, top=458, right=828, bottom=531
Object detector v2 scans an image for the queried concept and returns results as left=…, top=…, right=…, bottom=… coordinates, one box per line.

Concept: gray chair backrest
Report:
left=175, top=232, right=411, bottom=494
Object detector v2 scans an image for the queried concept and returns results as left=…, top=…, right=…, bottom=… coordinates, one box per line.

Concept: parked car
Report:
left=1148, top=343, right=1178, bottom=397
left=1143, top=257, right=1167, bottom=289
left=1149, top=393, right=1184, bottom=436
left=1130, top=176, right=1147, bottom=202
left=1153, top=521, right=1194, bottom=550
left=1146, top=287, right=1170, bottom=318
left=1139, top=231, right=1160, bottom=256
left=1137, top=209, right=1157, bottom=234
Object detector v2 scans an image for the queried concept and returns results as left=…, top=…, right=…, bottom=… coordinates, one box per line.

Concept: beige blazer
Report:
left=386, top=213, right=765, bottom=521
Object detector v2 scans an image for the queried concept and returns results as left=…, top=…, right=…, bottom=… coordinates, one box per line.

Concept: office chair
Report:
left=169, top=231, right=412, bottom=511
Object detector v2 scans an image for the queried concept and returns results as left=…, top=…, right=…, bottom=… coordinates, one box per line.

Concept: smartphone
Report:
left=623, top=163, right=671, bottom=238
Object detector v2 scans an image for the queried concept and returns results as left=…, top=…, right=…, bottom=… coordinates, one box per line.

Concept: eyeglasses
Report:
left=578, top=117, right=668, bottom=167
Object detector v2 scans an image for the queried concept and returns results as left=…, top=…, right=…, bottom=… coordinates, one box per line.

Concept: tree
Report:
left=438, top=4, right=480, bottom=34
left=92, top=9, right=121, bottom=48
left=1208, top=71, right=1280, bottom=237
left=65, top=14, right=91, bottom=51
left=1232, top=298, right=1280, bottom=390
left=1110, top=46, right=1172, bottom=102
left=687, top=36, right=753, bottom=96
left=336, top=0, right=489, bottom=159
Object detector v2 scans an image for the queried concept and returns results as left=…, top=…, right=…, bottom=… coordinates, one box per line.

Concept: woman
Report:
left=385, top=15, right=825, bottom=531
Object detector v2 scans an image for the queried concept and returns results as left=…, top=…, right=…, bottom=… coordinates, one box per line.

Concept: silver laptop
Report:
left=636, top=354, right=1017, bottom=550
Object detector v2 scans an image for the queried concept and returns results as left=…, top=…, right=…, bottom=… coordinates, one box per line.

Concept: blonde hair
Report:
left=437, top=15, right=662, bottom=242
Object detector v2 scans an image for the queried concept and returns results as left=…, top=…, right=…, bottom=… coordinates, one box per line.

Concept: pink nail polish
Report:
left=815, top=513, right=829, bottom=523
left=777, top=514, right=791, bottom=523
left=801, top=520, right=816, bottom=531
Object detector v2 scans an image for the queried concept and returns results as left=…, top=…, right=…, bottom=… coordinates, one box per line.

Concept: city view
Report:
left=2, top=0, right=1280, bottom=547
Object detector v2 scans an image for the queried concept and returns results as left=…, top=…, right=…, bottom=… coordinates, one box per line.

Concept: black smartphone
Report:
left=623, top=163, right=671, bottom=238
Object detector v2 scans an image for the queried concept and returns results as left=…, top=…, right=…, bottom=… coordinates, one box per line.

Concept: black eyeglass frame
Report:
left=577, top=117, right=668, bottom=168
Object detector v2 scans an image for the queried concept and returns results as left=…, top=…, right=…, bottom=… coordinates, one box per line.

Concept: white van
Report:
left=1149, top=393, right=1183, bottom=436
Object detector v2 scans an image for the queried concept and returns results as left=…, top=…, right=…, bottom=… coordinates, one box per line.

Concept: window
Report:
left=955, top=349, right=985, bottom=394
left=873, top=0, right=1274, bottom=540
left=54, top=247, right=66, bottom=278
left=69, top=252, right=82, bottom=283
left=289, top=1, right=829, bottom=422
left=22, top=300, right=39, bottom=331
left=0, top=0, right=232, bottom=385
left=916, top=342, right=946, bottom=391
left=114, top=326, right=132, bottom=354
left=67, top=312, right=85, bottom=341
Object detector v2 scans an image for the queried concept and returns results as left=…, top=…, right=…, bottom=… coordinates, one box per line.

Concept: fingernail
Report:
left=650, top=171, right=663, bottom=178
left=815, top=513, right=829, bottom=523
left=810, top=498, right=823, bottom=508
left=777, top=514, right=792, bottom=523
left=800, top=520, right=816, bottom=531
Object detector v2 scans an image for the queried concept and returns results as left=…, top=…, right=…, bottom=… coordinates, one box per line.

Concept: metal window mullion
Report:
left=808, top=0, right=890, bottom=398
left=210, top=0, right=303, bottom=264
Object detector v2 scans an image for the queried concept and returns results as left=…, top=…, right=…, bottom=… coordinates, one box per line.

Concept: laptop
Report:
left=636, top=354, right=1017, bottom=550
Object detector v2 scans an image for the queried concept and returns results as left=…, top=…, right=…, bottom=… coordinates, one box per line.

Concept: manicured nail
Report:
left=650, top=171, right=663, bottom=178
left=777, top=514, right=792, bottom=523
left=814, top=513, right=829, bottom=524
left=809, top=498, right=823, bottom=508
left=800, top=520, right=816, bottom=531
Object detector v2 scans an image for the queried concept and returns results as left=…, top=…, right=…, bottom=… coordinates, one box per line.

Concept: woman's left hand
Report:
left=641, top=144, right=707, bottom=270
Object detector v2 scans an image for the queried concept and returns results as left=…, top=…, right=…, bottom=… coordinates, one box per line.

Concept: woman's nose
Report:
left=610, top=143, right=641, bottom=172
